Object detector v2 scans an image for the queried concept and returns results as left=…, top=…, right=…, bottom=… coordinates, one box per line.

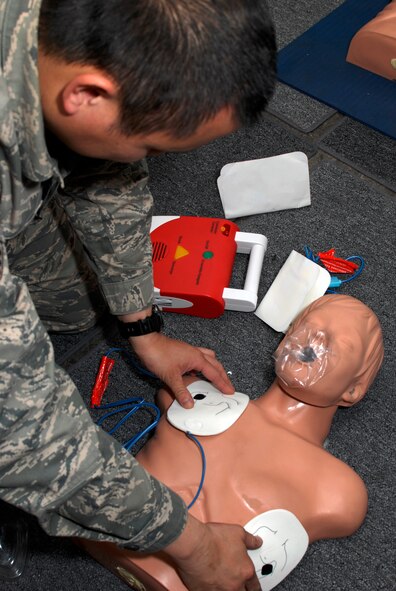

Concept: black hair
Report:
left=38, top=0, right=277, bottom=137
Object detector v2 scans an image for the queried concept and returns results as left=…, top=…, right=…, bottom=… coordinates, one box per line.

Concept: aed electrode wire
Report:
left=92, top=351, right=207, bottom=507
left=303, top=246, right=365, bottom=290
left=95, top=397, right=161, bottom=449
left=105, top=347, right=158, bottom=379
left=185, top=432, right=207, bottom=509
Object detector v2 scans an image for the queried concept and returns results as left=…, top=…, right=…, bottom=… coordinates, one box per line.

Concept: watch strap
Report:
left=117, top=305, right=163, bottom=338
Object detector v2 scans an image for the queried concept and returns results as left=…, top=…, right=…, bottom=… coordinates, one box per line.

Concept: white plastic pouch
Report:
left=254, top=250, right=331, bottom=332
left=217, top=151, right=311, bottom=219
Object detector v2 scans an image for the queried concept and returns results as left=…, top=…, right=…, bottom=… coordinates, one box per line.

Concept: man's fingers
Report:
left=243, top=532, right=262, bottom=591
left=244, top=531, right=263, bottom=550
left=167, top=377, right=194, bottom=409
left=196, top=346, right=216, bottom=358
left=198, top=353, right=235, bottom=393
left=196, top=346, right=234, bottom=392
left=245, top=574, right=262, bottom=591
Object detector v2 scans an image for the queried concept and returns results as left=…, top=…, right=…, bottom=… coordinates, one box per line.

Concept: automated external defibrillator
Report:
left=150, top=216, right=267, bottom=318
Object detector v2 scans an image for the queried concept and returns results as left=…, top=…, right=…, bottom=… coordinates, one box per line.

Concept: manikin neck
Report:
left=259, top=379, right=339, bottom=446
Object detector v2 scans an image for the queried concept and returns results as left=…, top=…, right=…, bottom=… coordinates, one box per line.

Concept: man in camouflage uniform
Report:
left=0, top=0, right=276, bottom=588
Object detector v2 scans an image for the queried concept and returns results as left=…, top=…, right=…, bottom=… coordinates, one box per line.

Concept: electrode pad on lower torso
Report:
left=167, top=380, right=249, bottom=436
left=245, top=509, right=309, bottom=590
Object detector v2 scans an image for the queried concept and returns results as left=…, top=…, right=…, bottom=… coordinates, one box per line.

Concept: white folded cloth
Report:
left=217, top=151, right=311, bottom=219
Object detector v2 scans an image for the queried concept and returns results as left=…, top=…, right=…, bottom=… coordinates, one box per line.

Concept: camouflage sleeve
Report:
left=59, top=158, right=154, bottom=316
left=0, top=239, right=187, bottom=551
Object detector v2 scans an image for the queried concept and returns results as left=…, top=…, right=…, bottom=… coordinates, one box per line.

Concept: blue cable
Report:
left=104, top=347, right=125, bottom=357
left=104, top=347, right=158, bottom=380
left=94, top=352, right=206, bottom=503
left=340, top=255, right=365, bottom=283
left=328, top=255, right=365, bottom=289
left=303, top=245, right=320, bottom=264
left=123, top=405, right=161, bottom=450
left=95, top=397, right=161, bottom=450
left=96, top=402, right=206, bottom=504
left=96, top=396, right=146, bottom=410
left=97, top=400, right=146, bottom=434
left=185, top=432, right=207, bottom=509
left=304, top=247, right=365, bottom=292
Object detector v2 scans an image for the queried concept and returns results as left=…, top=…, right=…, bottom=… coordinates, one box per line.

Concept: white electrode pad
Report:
left=217, top=152, right=311, bottom=219
left=255, top=250, right=331, bottom=332
left=167, top=381, right=249, bottom=436
left=245, top=509, right=309, bottom=590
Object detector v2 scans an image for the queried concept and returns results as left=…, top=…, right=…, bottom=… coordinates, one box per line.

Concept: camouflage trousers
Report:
left=6, top=196, right=105, bottom=333
left=0, top=197, right=186, bottom=551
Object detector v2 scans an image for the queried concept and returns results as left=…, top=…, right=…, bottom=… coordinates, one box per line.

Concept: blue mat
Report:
left=277, top=0, right=396, bottom=140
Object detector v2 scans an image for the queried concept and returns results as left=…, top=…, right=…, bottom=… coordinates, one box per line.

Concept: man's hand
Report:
left=129, top=332, right=234, bottom=408
left=163, top=514, right=262, bottom=591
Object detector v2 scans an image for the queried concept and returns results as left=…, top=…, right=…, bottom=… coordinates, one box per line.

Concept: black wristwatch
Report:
left=117, top=305, right=164, bottom=338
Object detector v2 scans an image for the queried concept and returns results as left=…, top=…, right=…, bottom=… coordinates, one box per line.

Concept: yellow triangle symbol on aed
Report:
left=174, top=245, right=190, bottom=260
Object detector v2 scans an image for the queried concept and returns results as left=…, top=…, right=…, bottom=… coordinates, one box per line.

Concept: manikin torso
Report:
left=79, top=295, right=383, bottom=591
left=346, top=0, right=396, bottom=81
left=137, top=382, right=368, bottom=544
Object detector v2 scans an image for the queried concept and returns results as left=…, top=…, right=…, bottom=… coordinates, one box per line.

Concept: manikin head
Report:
left=37, top=0, right=276, bottom=162
left=274, top=295, right=384, bottom=408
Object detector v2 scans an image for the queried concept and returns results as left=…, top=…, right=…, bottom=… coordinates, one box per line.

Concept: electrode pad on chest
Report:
left=167, top=380, right=249, bottom=436
left=245, top=509, right=309, bottom=590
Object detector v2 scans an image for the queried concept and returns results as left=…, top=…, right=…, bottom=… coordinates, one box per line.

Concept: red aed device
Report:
left=150, top=216, right=267, bottom=318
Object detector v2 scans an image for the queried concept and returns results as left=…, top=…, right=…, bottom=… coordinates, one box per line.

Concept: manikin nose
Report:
left=298, top=346, right=317, bottom=363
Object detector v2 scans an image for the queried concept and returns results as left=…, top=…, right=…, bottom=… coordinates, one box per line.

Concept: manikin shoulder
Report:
left=305, top=449, right=368, bottom=542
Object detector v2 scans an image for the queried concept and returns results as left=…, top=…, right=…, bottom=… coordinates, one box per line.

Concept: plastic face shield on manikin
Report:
left=273, top=323, right=337, bottom=390
left=272, top=294, right=383, bottom=408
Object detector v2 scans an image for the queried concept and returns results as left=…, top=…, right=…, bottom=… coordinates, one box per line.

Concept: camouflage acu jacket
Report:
left=0, top=0, right=155, bottom=316
left=0, top=0, right=187, bottom=550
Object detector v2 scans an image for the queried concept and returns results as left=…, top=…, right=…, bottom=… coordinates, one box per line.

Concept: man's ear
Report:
left=61, top=73, right=118, bottom=116
left=339, top=382, right=364, bottom=407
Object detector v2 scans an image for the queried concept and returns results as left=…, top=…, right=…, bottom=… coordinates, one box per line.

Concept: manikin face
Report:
left=167, top=380, right=249, bottom=436
left=274, top=296, right=367, bottom=407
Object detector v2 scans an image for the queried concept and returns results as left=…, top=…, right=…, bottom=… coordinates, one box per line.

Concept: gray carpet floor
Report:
left=2, top=1, right=395, bottom=590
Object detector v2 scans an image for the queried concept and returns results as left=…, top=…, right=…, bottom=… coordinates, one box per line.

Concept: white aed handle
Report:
left=223, top=232, right=267, bottom=312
